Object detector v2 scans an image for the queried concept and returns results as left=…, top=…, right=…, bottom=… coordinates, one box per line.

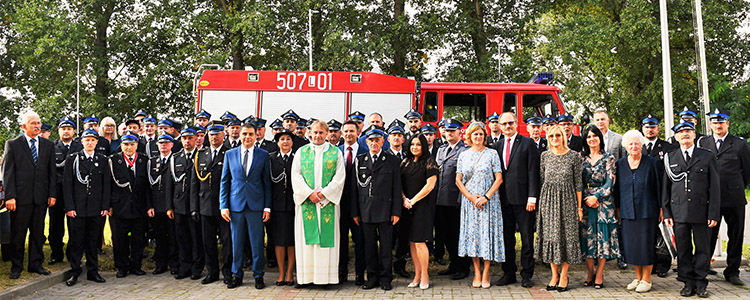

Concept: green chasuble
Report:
left=299, top=144, right=339, bottom=248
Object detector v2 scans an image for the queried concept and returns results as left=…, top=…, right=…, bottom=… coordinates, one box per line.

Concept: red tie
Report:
left=504, top=138, right=511, bottom=168
left=346, top=146, right=353, bottom=169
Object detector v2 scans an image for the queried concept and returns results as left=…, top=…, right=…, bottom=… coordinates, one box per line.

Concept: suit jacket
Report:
left=567, top=134, right=583, bottom=152
left=109, top=151, right=151, bottom=219
left=486, top=134, right=504, bottom=146
left=614, top=155, right=662, bottom=219
left=219, top=146, right=272, bottom=213
left=2, top=135, right=57, bottom=206
left=491, top=135, right=540, bottom=206
left=62, top=151, right=110, bottom=217
left=340, top=142, right=368, bottom=219
left=269, top=151, right=294, bottom=212
left=190, top=145, right=227, bottom=216
left=257, top=139, right=279, bottom=154
left=165, top=149, right=197, bottom=215
left=291, top=135, right=309, bottom=153
left=435, top=141, right=469, bottom=207
left=385, top=147, right=406, bottom=162
left=149, top=153, right=173, bottom=213
left=223, top=137, right=242, bottom=149
left=698, top=134, right=750, bottom=207
left=138, top=135, right=160, bottom=158
left=95, top=136, right=111, bottom=156
left=643, top=138, right=677, bottom=160
left=662, top=147, right=720, bottom=223
left=351, top=151, right=402, bottom=223
left=534, top=137, right=548, bottom=152
left=604, top=130, right=625, bottom=159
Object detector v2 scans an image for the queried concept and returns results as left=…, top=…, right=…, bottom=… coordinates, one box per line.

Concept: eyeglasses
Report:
left=499, top=121, right=515, bottom=126
left=548, top=134, right=563, bottom=138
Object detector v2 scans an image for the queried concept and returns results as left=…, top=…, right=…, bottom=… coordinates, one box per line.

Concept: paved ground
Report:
left=19, top=264, right=750, bottom=299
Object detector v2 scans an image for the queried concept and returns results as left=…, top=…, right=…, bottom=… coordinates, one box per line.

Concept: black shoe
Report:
left=726, top=275, right=745, bottom=286
left=29, top=267, right=51, bottom=275
left=286, top=281, right=294, bottom=286
left=438, top=268, right=455, bottom=276
left=255, top=277, right=265, bottom=289
left=152, top=266, right=168, bottom=275
left=130, top=268, right=146, bottom=276
left=521, top=278, right=534, bottom=288
left=294, top=283, right=310, bottom=289
left=451, top=272, right=468, bottom=280
left=355, top=274, right=365, bottom=286
left=362, top=280, right=379, bottom=289
left=381, top=281, right=392, bottom=291
left=494, top=274, right=517, bottom=286
left=9, top=271, right=20, bottom=279
left=545, top=285, right=556, bottom=291
left=65, top=275, right=79, bottom=286
left=339, top=275, right=348, bottom=284
left=680, top=284, right=695, bottom=297
left=275, top=280, right=286, bottom=286
left=87, top=273, right=106, bottom=283
left=223, top=277, right=231, bottom=284
left=174, top=273, right=190, bottom=280
left=227, top=276, right=242, bottom=289
left=49, top=258, right=61, bottom=265
left=436, top=258, right=447, bottom=265
left=707, top=269, right=718, bottom=275
left=202, top=275, right=219, bottom=284
left=116, top=270, right=128, bottom=278
left=556, top=285, right=569, bottom=292
left=170, top=269, right=178, bottom=275
left=395, top=269, right=410, bottom=278
left=696, top=286, right=709, bottom=298
left=657, top=272, right=668, bottom=278
left=191, top=273, right=202, bottom=280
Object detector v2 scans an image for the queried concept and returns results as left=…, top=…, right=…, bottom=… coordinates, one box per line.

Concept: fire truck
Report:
left=193, top=66, right=572, bottom=139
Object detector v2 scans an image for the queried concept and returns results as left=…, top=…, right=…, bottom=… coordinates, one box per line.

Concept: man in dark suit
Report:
left=338, top=120, right=368, bottom=285
left=49, top=117, right=82, bottom=265
left=2, top=111, right=57, bottom=279
left=662, top=122, right=720, bottom=298
left=166, top=127, right=204, bottom=280
left=558, top=113, right=582, bottom=152
left=698, top=109, right=750, bottom=285
left=62, top=129, right=110, bottom=286
left=220, top=122, right=271, bottom=289
left=526, top=116, right=547, bottom=152
left=109, top=131, right=150, bottom=278
left=491, top=112, right=540, bottom=288
left=191, top=124, right=232, bottom=285
left=435, top=119, right=470, bottom=280
left=148, top=134, right=178, bottom=275
left=351, top=125, right=402, bottom=291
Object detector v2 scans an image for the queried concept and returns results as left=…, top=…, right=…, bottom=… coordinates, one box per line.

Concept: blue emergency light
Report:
left=528, top=72, right=554, bottom=84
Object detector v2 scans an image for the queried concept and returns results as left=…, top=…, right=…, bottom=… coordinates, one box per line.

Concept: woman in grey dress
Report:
left=535, top=125, right=583, bottom=292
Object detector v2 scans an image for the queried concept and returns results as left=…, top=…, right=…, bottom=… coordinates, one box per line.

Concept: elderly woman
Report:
left=580, top=125, right=620, bottom=289
left=456, top=122, right=504, bottom=288
left=614, top=130, right=662, bottom=293
left=535, top=125, right=583, bottom=292
left=99, top=117, right=120, bottom=153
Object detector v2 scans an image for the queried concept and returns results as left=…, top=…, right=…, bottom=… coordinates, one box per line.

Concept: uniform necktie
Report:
left=684, top=151, right=691, bottom=163
left=396, top=151, right=402, bottom=160
left=716, top=139, right=723, bottom=151
left=505, top=138, right=511, bottom=168
left=242, top=149, right=249, bottom=174
left=646, top=142, right=653, bottom=153
left=346, top=146, right=353, bottom=169
left=30, top=138, right=38, bottom=165
left=64, top=144, right=70, bottom=154
left=212, top=149, right=217, bottom=160
left=447, top=147, right=453, bottom=156
left=372, top=154, right=378, bottom=165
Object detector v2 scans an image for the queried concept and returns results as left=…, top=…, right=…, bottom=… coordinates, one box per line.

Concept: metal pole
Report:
left=659, top=0, right=675, bottom=138
left=692, top=0, right=711, bottom=134
left=76, top=57, right=80, bottom=132
left=308, top=9, right=313, bottom=71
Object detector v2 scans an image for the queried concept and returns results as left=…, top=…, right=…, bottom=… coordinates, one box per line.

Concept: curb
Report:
left=0, top=271, right=66, bottom=300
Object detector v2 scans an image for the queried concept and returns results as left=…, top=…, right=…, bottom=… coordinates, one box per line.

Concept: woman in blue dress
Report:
left=456, top=122, right=504, bottom=289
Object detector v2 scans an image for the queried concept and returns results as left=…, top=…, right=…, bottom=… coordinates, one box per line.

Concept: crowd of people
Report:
left=0, top=105, right=748, bottom=298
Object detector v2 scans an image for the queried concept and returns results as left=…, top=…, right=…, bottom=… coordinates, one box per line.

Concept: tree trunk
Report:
left=467, top=0, right=488, bottom=69
left=389, top=0, right=407, bottom=76
left=93, top=1, right=116, bottom=102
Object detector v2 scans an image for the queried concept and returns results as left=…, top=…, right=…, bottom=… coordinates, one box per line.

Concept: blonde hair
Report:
left=546, top=125, right=568, bottom=150
left=99, top=117, right=118, bottom=139
left=463, top=122, right=487, bottom=146
left=310, top=120, right=329, bottom=132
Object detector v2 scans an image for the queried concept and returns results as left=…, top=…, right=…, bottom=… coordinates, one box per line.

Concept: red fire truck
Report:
left=193, top=66, right=572, bottom=139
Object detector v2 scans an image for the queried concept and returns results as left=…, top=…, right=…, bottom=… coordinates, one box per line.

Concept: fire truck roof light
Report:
left=528, top=72, right=554, bottom=85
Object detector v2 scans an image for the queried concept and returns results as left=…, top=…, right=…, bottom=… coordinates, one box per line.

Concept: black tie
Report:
left=64, top=144, right=70, bottom=154
left=373, top=154, right=378, bottom=163
left=396, top=152, right=402, bottom=160
left=685, top=151, right=691, bottom=164
left=447, top=147, right=453, bottom=155
left=213, top=149, right=217, bottom=160
left=647, top=142, right=653, bottom=153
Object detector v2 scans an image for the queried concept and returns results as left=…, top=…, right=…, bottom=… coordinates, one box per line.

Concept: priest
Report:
left=291, top=120, right=346, bottom=287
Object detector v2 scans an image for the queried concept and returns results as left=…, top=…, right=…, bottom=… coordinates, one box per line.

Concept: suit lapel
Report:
left=717, top=136, right=733, bottom=156
left=18, top=136, right=35, bottom=165
left=507, top=135, right=522, bottom=167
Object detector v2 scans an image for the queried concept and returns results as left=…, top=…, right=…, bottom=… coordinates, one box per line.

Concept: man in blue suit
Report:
left=337, top=120, right=368, bottom=285
left=220, top=122, right=271, bottom=289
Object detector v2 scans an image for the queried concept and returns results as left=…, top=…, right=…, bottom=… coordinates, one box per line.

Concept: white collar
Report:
left=680, top=144, right=695, bottom=157
left=241, top=145, right=255, bottom=152
left=713, top=133, right=728, bottom=142
left=503, top=132, right=518, bottom=142
left=160, top=152, right=171, bottom=160
left=24, top=134, right=38, bottom=144
left=370, top=149, right=383, bottom=160
left=83, top=151, right=95, bottom=159
left=211, top=145, right=222, bottom=152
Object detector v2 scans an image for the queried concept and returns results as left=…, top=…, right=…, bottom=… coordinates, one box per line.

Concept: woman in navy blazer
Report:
left=613, top=130, right=662, bottom=293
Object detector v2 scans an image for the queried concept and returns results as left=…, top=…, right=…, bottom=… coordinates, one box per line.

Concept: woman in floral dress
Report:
left=579, top=125, right=620, bottom=289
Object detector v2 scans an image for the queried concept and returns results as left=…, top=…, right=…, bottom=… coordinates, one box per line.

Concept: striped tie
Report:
left=30, top=138, right=38, bottom=165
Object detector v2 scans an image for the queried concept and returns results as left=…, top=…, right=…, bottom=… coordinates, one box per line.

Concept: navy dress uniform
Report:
left=82, top=114, right=111, bottom=156
left=698, top=109, right=750, bottom=283
left=190, top=125, right=233, bottom=284
left=351, top=126, right=402, bottom=290
left=49, top=117, right=82, bottom=264
left=139, top=116, right=160, bottom=158
left=662, top=122, right=720, bottom=297
left=158, top=119, right=183, bottom=154
left=62, top=129, right=110, bottom=285
left=434, top=119, right=470, bottom=279
left=421, top=124, right=440, bottom=158
left=166, top=128, right=204, bottom=279
left=486, top=112, right=502, bottom=145
left=668, top=107, right=705, bottom=145
left=385, top=122, right=410, bottom=277
left=223, top=117, right=242, bottom=149
left=280, top=109, right=309, bottom=151
left=253, top=118, right=279, bottom=157
left=558, top=113, right=582, bottom=152
left=404, top=109, right=422, bottom=142
left=526, top=116, right=547, bottom=152
left=149, top=134, right=179, bottom=274
left=108, top=132, right=150, bottom=277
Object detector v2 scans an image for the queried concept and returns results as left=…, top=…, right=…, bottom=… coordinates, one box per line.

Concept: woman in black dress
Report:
left=269, top=129, right=296, bottom=286
left=401, top=133, right=439, bottom=290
